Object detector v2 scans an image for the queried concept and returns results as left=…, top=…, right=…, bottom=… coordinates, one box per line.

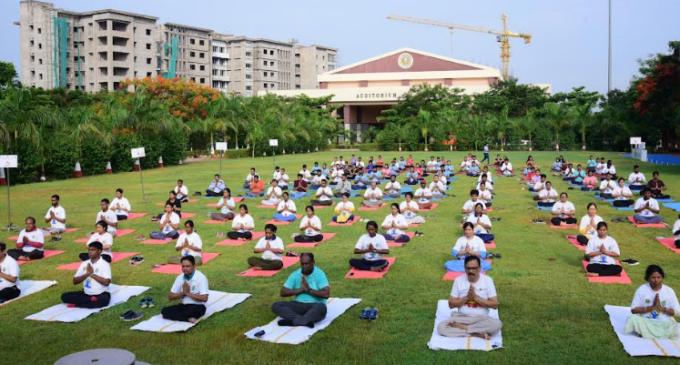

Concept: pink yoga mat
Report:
left=181, top=213, right=197, bottom=219
left=288, top=233, right=337, bottom=248
left=486, top=207, right=493, bottom=213
left=256, top=204, right=278, bottom=209
left=265, top=215, right=303, bottom=226
left=345, top=257, right=397, bottom=279
left=627, top=216, right=665, bottom=228
left=582, top=260, right=632, bottom=284
left=386, top=232, right=416, bottom=247
left=155, top=199, right=198, bottom=206
left=328, top=216, right=362, bottom=227
left=204, top=219, right=231, bottom=224
left=141, top=230, right=186, bottom=245
left=9, top=228, right=80, bottom=241
left=17, top=250, right=66, bottom=265
left=74, top=229, right=137, bottom=243
left=57, top=252, right=140, bottom=270
left=126, top=213, right=147, bottom=220
left=215, top=231, right=265, bottom=246
left=310, top=204, right=333, bottom=209
left=237, top=256, right=299, bottom=277
left=151, top=253, right=221, bottom=274
left=419, top=203, right=440, bottom=211
left=550, top=224, right=578, bottom=229
left=565, top=235, right=586, bottom=251
left=358, top=203, right=387, bottom=211
left=485, top=240, right=497, bottom=249
left=655, top=237, right=680, bottom=254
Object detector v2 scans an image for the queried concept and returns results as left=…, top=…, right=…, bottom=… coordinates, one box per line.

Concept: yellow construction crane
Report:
left=386, top=14, right=531, bottom=80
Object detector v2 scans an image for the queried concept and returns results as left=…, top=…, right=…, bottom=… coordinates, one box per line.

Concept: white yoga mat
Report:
left=244, top=298, right=361, bottom=344
left=605, top=305, right=680, bottom=357
left=130, top=292, right=251, bottom=332
left=25, top=284, right=150, bottom=322
left=0, top=280, right=58, bottom=308
left=427, top=300, right=503, bottom=351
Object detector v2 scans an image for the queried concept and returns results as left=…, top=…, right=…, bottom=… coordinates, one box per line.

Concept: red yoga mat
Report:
left=345, top=257, right=397, bottom=279
left=655, top=237, right=680, bottom=254
left=237, top=256, right=299, bottom=277
left=151, top=253, right=221, bottom=274
left=485, top=240, right=497, bottom=249
left=386, top=232, right=416, bottom=247
left=141, top=230, right=186, bottom=245
left=419, top=203, right=440, bottom=211
left=9, top=228, right=80, bottom=241
left=57, top=252, right=140, bottom=270
left=126, top=213, right=147, bottom=220
left=181, top=213, right=197, bottom=219
left=265, top=214, right=303, bottom=226
left=17, top=250, right=66, bottom=265
left=565, top=235, right=586, bottom=251
left=328, top=216, right=362, bottom=227
left=310, top=203, right=333, bottom=209
left=627, top=216, right=665, bottom=228
left=155, top=199, right=199, bottom=206
left=550, top=224, right=578, bottom=229
left=288, top=233, right=337, bottom=248
left=358, top=203, right=387, bottom=211
left=215, top=232, right=266, bottom=246
left=74, top=229, right=137, bottom=243
left=582, top=260, right=632, bottom=284
left=255, top=204, right=278, bottom=209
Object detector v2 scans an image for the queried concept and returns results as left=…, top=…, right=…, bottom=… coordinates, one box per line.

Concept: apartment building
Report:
left=159, top=23, right=213, bottom=86
left=295, top=45, right=338, bottom=89
left=211, top=33, right=231, bottom=94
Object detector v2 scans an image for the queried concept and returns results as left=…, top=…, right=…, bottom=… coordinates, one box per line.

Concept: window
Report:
left=146, top=58, right=152, bottom=64
left=190, top=51, right=195, bottom=57
left=39, top=59, right=43, bottom=65
left=38, top=28, right=41, bottom=34
left=30, top=40, right=34, bottom=46
left=147, top=72, right=152, bottom=77
left=29, top=25, right=34, bottom=32
left=246, top=51, right=252, bottom=57
left=271, top=61, right=275, bottom=67
left=263, top=61, right=268, bottom=66
left=246, top=85, right=252, bottom=91
left=245, top=63, right=252, bottom=68
left=190, top=64, right=196, bottom=70
left=270, top=83, right=274, bottom=88
left=190, top=77, right=196, bottom=82
left=263, top=72, right=267, bottom=77
left=146, top=29, right=151, bottom=36
left=146, top=43, right=151, bottom=50
left=190, top=39, right=195, bottom=45
left=200, top=78, right=205, bottom=83
left=199, top=65, right=205, bottom=71
left=38, top=43, right=42, bottom=49
left=30, top=55, right=35, bottom=62
left=199, top=52, right=205, bottom=59
left=199, top=40, right=204, bottom=46
left=264, top=83, right=268, bottom=88
left=39, top=73, right=43, bottom=80
left=245, top=74, right=252, bottom=79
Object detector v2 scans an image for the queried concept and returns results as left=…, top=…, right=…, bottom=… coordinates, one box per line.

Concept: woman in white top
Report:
left=550, top=192, right=577, bottom=226
left=349, top=221, right=390, bottom=271
left=625, top=265, right=680, bottom=340
left=612, top=178, right=634, bottom=207
left=333, top=193, right=356, bottom=224
left=247, top=223, right=284, bottom=270
left=381, top=203, right=410, bottom=243
left=261, top=180, right=283, bottom=206
left=111, top=188, right=131, bottom=221
left=538, top=182, right=559, bottom=207
left=585, top=222, right=622, bottom=277
left=400, top=192, right=425, bottom=224
left=466, top=203, right=494, bottom=243
left=444, top=222, right=491, bottom=272
left=80, top=220, right=113, bottom=263
left=501, top=158, right=514, bottom=176
left=293, top=206, right=323, bottom=243
left=211, top=188, right=235, bottom=221
left=169, top=220, right=203, bottom=265
left=576, top=203, right=603, bottom=245
left=227, top=205, right=255, bottom=241
left=150, top=204, right=181, bottom=240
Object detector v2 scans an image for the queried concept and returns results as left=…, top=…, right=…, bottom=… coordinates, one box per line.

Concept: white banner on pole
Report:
left=0, top=155, right=18, bottom=168
left=131, top=147, right=146, bottom=159
left=629, top=137, right=642, bottom=145
left=269, top=139, right=279, bottom=147
left=215, top=142, right=228, bottom=151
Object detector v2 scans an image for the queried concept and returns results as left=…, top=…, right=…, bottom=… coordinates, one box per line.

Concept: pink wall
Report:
left=336, top=52, right=480, bottom=74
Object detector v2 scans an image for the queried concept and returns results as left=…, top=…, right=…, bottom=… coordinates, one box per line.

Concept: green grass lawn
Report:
left=0, top=150, right=678, bottom=365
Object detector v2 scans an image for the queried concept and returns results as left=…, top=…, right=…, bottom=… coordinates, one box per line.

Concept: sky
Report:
left=1, top=0, right=679, bottom=94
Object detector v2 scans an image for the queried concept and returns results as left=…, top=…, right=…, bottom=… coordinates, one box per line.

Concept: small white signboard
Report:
left=630, top=137, right=642, bottom=145
left=131, top=147, right=146, bottom=159
left=269, top=139, right=279, bottom=147
left=215, top=142, right=228, bottom=151
left=0, top=155, right=18, bottom=168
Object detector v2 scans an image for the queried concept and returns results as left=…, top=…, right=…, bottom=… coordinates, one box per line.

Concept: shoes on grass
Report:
left=140, top=297, right=155, bottom=309
left=120, top=310, right=143, bottom=321
left=129, top=256, right=144, bottom=266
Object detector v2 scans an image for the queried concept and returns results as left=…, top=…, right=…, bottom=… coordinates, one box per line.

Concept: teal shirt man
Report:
left=283, top=267, right=329, bottom=304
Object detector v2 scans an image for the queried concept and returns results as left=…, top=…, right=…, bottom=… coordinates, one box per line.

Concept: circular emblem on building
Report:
left=398, top=53, right=414, bottom=69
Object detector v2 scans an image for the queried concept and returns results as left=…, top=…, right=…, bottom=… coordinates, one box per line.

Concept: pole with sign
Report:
left=269, top=139, right=278, bottom=171
left=215, top=142, right=228, bottom=176
left=131, top=147, right=149, bottom=203
left=0, top=155, right=18, bottom=231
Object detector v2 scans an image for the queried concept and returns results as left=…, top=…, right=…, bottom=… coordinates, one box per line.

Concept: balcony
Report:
left=213, top=74, right=230, bottom=82
left=213, top=63, right=228, bottom=71
left=212, top=51, right=230, bottom=59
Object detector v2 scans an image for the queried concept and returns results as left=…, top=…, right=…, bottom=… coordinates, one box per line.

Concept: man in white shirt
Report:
left=628, top=165, right=647, bottom=191
left=168, top=220, right=203, bottom=265
left=161, top=256, right=209, bottom=323
left=261, top=180, right=283, bottom=206
left=273, top=192, right=297, bottom=222
left=349, top=221, right=390, bottom=271
left=299, top=165, right=312, bottom=182
left=427, top=156, right=438, bottom=173
left=633, top=188, right=664, bottom=224
left=362, top=181, right=384, bottom=207
left=463, top=190, right=487, bottom=215
left=206, top=174, right=226, bottom=197
left=43, top=194, right=67, bottom=236
left=501, top=158, right=514, bottom=176
left=437, top=255, right=502, bottom=338
left=244, top=168, right=257, bottom=188
left=531, top=175, right=547, bottom=200
left=384, top=175, right=402, bottom=198
left=61, top=241, right=111, bottom=308
left=599, top=173, right=617, bottom=199
left=310, top=170, right=325, bottom=190
left=111, top=188, right=132, bottom=221
left=0, top=242, right=21, bottom=302
left=247, top=223, right=285, bottom=271
left=311, top=179, right=333, bottom=206
left=174, top=179, right=189, bottom=203
left=8, top=217, right=45, bottom=261
left=277, top=168, right=290, bottom=190
left=477, top=174, right=494, bottom=192
left=96, top=198, right=118, bottom=237
left=430, top=177, right=447, bottom=199
left=414, top=180, right=433, bottom=210
left=478, top=183, right=493, bottom=207
left=538, top=182, right=558, bottom=207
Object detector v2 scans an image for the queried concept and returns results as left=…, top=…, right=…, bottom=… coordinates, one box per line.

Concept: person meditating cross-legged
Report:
left=211, top=188, right=235, bottom=222
left=381, top=203, right=410, bottom=243
left=7, top=217, right=44, bottom=262
left=206, top=174, right=226, bottom=197
left=61, top=241, right=111, bottom=308
left=349, top=221, right=390, bottom=272
left=581, top=170, right=599, bottom=191
left=445, top=222, right=491, bottom=272
left=628, top=165, right=647, bottom=191
left=272, top=253, right=329, bottom=328
left=0, top=242, right=21, bottom=303
left=273, top=192, right=297, bottom=222
left=576, top=203, right=603, bottom=245
left=466, top=204, right=494, bottom=243
left=585, top=222, right=622, bottom=277
left=400, top=192, right=425, bottom=225
left=624, top=265, right=679, bottom=340
left=648, top=171, right=671, bottom=200
left=80, top=221, right=113, bottom=263
left=599, top=173, right=617, bottom=199
left=550, top=193, right=577, bottom=226
left=150, top=204, right=181, bottom=240
left=161, top=256, right=209, bottom=324
left=612, top=178, right=634, bottom=207
left=437, top=255, right=502, bottom=339
left=384, top=175, right=402, bottom=199
left=169, top=220, right=203, bottom=266
left=227, top=205, right=255, bottom=241
left=633, top=188, right=663, bottom=225
left=293, top=206, right=324, bottom=243
left=43, top=194, right=67, bottom=236
left=362, top=181, right=383, bottom=207
left=261, top=180, right=282, bottom=206
left=310, top=179, right=333, bottom=206
left=333, top=193, right=355, bottom=224
left=247, top=223, right=284, bottom=271
left=537, top=182, right=558, bottom=207
left=414, top=180, right=433, bottom=210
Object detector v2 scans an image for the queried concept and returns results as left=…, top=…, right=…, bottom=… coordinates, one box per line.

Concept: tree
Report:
left=416, top=109, right=436, bottom=151
left=473, top=78, right=549, bottom=117
left=573, top=104, right=593, bottom=150
left=543, top=102, right=574, bottom=150
left=519, top=108, right=539, bottom=151
left=0, top=61, right=18, bottom=88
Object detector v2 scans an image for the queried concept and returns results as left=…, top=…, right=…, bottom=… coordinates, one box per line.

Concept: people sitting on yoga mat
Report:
left=150, top=204, right=181, bottom=240
left=62, top=241, right=111, bottom=309
left=603, top=160, right=617, bottom=180
left=581, top=170, right=599, bottom=191
left=277, top=168, right=290, bottom=190
left=43, top=194, right=67, bottom=235
left=362, top=181, right=383, bottom=208
left=400, top=192, right=425, bottom=225
left=169, top=220, right=203, bottom=266
left=333, top=193, right=355, bottom=224
left=384, top=175, right=402, bottom=199
left=585, top=222, right=622, bottom=277
left=648, top=171, right=671, bottom=200
left=537, top=182, right=558, bottom=207
left=624, top=265, right=680, bottom=340
left=466, top=204, right=494, bottom=243
left=381, top=203, right=410, bottom=243
left=500, top=158, right=514, bottom=177
left=293, top=206, right=324, bottom=243
left=570, top=164, right=586, bottom=185
left=273, top=192, right=297, bottom=222
left=599, top=173, right=617, bottom=199
left=211, top=188, right=235, bottom=222
left=7, top=217, right=44, bottom=261
left=550, top=193, right=577, bottom=226
left=438, top=255, right=501, bottom=339
left=0, top=242, right=21, bottom=303
left=633, top=188, right=663, bottom=225
left=561, top=163, right=574, bottom=180
left=531, top=174, right=547, bottom=198
left=349, top=220, right=390, bottom=272
left=205, top=174, right=226, bottom=197
left=158, top=191, right=182, bottom=219
left=674, top=215, right=680, bottom=249
left=462, top=190, right=487, bottom=215
left=595, top=157, right=606, bottom=174
left=291, top=173, right=308, bottom=199
left=429, top=176, right=447, bottom=200
left=247, top=175, right=265, bottom=198
left=577, top=203, right=603, bottom=245
left=334, top=174, right=352, bottom=198
left=261, top=180, right=282, bottom=207
left=586, top=156, right=597, bottom=172
left=247, top=223, right=284, bottom=271
left=162, top=256, right=209, bottom=323
left=272, top=252, right=329, bottom=328
left=612, top=178, right=634, bottom=207
left=628, top=165, right=646, bottom=191
left=111, top=189, right=131, bottom=221
left=310, top=179, right=333, bottom=207
left=414, top=179, right=434, bottom=210
left=477, top=174, right=494, bottom=192
left=243, top=168, right=257, bottom=189
left=444, top=222, right=491, bottom=272
left=228, top=205, right=255, bottom=241
left=96, top=198, right=118, bottom=237
left=80, top=220, right=113, bottom=263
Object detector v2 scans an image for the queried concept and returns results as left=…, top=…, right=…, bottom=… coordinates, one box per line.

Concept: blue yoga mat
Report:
left=401, top=187, right=414, bottom=193
left=290, top=192, right=312, bottom=200
left=656, top=198, right=675, bottom=203
left=594, top=195, right=615, bottom=202
left=610, top=202, right=635, bottom=210
left=662, top=202, right=680, bottom=211
left=537, top=205, right=553, bottom=211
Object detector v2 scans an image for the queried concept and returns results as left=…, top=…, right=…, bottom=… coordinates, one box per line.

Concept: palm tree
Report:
left=521, top=108, right=539, bottom=151
left=574, top=104, right=592, bottom=150
left=543, top=102, right=573, bottom=151
left=416, top=109, right=435, bottom=151
left=384, top=121, right=411, bottom=151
